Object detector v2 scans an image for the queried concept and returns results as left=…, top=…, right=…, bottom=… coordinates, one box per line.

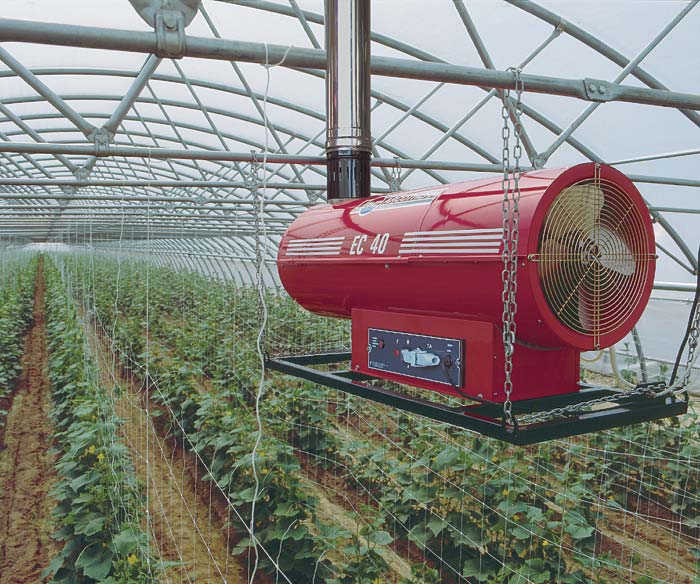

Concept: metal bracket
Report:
left=92, top=129, right=112, bottom=156
left=583, top=78, right=617, bottom=102
left=266, top=352, right=688, bottom=445
left=74, top=167, right=89, bottom=182
left=155, top=9, right=187, bottom=59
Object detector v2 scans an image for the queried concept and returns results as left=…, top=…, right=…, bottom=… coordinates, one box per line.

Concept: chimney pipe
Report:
left=325, top=0, right=371, bottom=201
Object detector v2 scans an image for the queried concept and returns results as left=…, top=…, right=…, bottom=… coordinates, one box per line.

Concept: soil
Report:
left=597, top=508, right=698, bottom=584
left=0, top=258, right=59, bottom=584
left=89, top=324, right=247, bottom=583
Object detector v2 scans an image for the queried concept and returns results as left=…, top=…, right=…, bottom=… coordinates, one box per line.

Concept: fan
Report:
left=538, top=180, right=648, bottom=346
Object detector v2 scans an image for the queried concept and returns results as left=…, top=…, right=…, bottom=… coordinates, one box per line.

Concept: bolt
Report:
left=588, top=83, right=597, bottom=93
left=598, top=84, right=606, bottom=94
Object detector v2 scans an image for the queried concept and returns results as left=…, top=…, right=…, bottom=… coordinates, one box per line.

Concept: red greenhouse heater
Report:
left=270, top=163, right=687, bottom=443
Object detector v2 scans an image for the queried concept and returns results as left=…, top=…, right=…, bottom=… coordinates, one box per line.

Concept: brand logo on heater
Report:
left=285, top=236, right=345, bottom=256
left=399, top=228, right=503, bottom=255
left=351, top=188, right=446, bottom=217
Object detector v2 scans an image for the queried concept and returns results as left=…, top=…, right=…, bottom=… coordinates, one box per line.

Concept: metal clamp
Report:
left=74, top=166, right=89, bottom=182
left=92, top=129, right=111, bottom=156
left=155, top=9, right=186, bottom=59
left=583, top=78, right=616, bottom=102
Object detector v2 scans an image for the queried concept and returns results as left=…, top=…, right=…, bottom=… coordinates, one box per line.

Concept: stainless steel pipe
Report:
left=325, top=0, right=371, bottom=200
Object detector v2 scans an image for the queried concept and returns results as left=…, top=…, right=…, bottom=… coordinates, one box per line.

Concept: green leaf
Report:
left=462, top=558, right=491, bottom=581
left=367, top=530, right=393, bottom=546
left=76, top=543, right=114, bottom=581
left=112, top=528, right=146, bottom=556
left=426, top=516, right=445, bottom=538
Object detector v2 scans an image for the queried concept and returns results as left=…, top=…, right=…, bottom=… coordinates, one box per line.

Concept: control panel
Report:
left=367, top=328, right=464, bottom=387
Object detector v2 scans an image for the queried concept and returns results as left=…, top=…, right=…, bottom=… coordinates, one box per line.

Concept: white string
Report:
left=248, top=41, right=282, bottom=584
left=145, top=146, right=153, bottom=572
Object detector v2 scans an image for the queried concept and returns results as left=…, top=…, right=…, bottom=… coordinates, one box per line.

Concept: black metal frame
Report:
left=266, top=352, right=688, bottom=445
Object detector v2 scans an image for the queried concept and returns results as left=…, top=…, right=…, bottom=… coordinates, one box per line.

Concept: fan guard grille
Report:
left=537, top=178, right=654, bottom=347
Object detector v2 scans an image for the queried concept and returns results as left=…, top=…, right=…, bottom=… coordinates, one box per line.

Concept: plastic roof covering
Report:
left=0, top=0, right=698, bottom=287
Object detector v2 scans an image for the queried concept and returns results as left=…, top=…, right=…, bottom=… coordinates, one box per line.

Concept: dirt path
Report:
left=599, top=510, right=698, bottom=584
left=88, top=325, right=245, bottom=584
left=0, top=258, right=58, bottom=584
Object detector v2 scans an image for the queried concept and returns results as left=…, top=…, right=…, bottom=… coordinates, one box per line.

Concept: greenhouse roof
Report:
left=0, top=0, right=698, bottom=286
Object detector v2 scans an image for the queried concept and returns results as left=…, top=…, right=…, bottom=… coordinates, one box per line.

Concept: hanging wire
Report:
left=248, top=41, right=291, bottom=584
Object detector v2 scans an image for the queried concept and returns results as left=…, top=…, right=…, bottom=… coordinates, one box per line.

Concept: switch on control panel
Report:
left=400, top=348, right=440, bottom=368
left=367, top=328, right=464, bottom=387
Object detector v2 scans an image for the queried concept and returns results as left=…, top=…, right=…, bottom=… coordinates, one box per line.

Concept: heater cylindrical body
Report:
left=278, top=163, right=656, bottom=351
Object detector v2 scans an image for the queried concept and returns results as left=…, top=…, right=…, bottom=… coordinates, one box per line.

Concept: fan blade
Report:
left=558, top=184, right=604, bottom=235
left=578, top=287, right=594, bottom=331
left=538, top=238, right=569, bottom=279
left=590, top=225, right=635, bottom=277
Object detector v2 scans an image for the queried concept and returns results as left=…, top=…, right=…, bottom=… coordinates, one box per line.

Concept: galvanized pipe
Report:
left=1, top=18, right=698, bottom=110
left=654, top=281, right=697, bottom=293
left=0, top=141, right=512, bottom=173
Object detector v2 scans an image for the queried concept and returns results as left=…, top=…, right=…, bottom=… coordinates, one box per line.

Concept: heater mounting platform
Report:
left=266, top=352, right=688, bottom=445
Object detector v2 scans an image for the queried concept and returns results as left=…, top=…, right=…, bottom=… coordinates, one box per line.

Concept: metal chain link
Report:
left=499, top=69, right=689, bottom=427
left=520, top=382, right=668, bottom=425
left=676, top=305, right=700, bottom=391
left=500, top=68, right=524, bottom=426
left=389, top=156, right=402, bottom=192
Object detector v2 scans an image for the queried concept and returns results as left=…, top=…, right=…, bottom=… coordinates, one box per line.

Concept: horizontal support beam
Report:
left=0, top=192, right=312, bottom=205
left=0, top=203, right=296, bottom=213
left=0, top=168, right=694, bottom=191
left=0, top=18, right=698, bottom=110
left=654, top=281, right=697, bottom=293
left=0, top=141, right=509, bottom=173
left=0, top=177, right=326, bottom=189
left=610, top=148, right=700, bottom=166
left=649, top=206, right=700, bottom=215
left=627, top=174, right=700, bottom=188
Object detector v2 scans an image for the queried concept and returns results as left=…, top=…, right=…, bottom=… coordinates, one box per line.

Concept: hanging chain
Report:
left=520, top=381, right=668, bottom=425
left=251, top=150, right=265, bottom=353
left=498, top=71, right=684, bottom=428
left=500, top=68, right=524, bottom=426
left=676, top=306, right=700, bottom=391
left=389, top=157, right=402, bottom=192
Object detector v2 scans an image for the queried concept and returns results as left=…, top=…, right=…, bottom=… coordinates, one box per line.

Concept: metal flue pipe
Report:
left=325, top=0, right=371, bottom=200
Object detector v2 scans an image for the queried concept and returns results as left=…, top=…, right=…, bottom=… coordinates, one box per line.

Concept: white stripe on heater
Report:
left=400, top=241, right=501, bottom=249
left=402, top=235, right=503, bottom=243
left=287, top=236, right=344, bottom=244
left=285, top=250, right=342, bottom=256
left=286, top=244, right=343, bottom=250
left=399, top=248, right=500, bottom=254
left=404, top=228, right=503, bottom=236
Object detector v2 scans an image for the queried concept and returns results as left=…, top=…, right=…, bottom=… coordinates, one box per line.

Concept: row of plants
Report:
left=69, top=256, right=699, bottom=583
left=0, top=255, right=37, bottom=430
left=69, top=260, right=363, bottom=581
left=43, top=258, right=159, bottom=584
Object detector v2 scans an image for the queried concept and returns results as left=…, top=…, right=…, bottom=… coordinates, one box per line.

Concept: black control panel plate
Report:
left=367, top=328, right=464, bottom=387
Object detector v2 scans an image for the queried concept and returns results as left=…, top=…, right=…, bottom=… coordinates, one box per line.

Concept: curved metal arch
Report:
left=505, top=0, right=700, bottom=130
left=210, top=1, right=605, bottom=163
left=0, top=66, right=494, bottom=183
left=0, top=90, right=445, bottom=188
left=0, top=0, right=688, bottom=282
